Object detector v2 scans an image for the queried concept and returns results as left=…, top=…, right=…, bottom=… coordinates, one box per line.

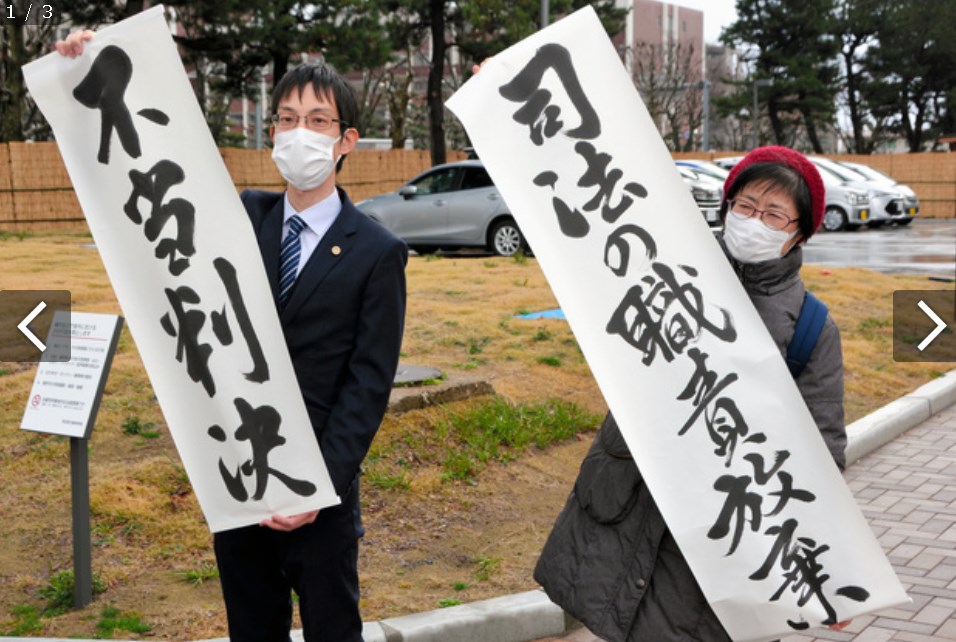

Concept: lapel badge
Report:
left=332, top=245, right=342, bottom=256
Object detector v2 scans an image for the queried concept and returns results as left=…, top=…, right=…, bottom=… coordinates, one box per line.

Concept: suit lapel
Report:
left=280, top=191, right=359, bottom=322
left=257, top=196, right=285, bottom=306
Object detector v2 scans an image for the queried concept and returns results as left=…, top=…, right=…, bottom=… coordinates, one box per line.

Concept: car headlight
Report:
left=846, top=190, right=870, bottom=205
left=691, top=188, right=719, bottom=200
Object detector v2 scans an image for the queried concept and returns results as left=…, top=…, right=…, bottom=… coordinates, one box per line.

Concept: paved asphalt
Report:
left=802, top=219, right=956, bottom=280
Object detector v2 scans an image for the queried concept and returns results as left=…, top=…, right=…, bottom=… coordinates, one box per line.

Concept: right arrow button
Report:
left=894, top=290, right=956, bottom=363
left=917, top=299, right=948, bottom=351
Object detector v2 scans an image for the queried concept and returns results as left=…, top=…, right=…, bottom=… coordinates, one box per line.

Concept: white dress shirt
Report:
left=282, top=189, right=342, bottom=278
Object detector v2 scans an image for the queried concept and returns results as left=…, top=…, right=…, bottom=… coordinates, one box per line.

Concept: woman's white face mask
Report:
left=271, top=127, right=340, bottom=192
left=722, top=210, right=798, bottom=264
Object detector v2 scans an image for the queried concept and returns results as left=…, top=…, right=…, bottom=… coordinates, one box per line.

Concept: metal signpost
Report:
left=20, top=311, right=124, bottom=607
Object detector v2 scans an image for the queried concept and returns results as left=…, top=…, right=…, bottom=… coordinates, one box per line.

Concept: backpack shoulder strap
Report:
left=786, top=291, right=828, bottom=378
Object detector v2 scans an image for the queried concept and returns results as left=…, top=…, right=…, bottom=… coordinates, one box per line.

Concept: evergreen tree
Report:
left=721, top=0, right=840, bottom=152
left=833, top=0, right=890, bottom=153
left=862, top=1, right=956, bottom=151
left=168, top=0, right=391, bottom=95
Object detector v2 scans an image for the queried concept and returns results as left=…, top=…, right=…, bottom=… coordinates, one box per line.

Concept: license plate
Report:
left=703, top=208, right=718, bottom=222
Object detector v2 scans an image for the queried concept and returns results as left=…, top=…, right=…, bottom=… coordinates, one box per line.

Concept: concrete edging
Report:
left=845, top=367, right=956, bottom=465
left=363, top=590, right=566, bottom=642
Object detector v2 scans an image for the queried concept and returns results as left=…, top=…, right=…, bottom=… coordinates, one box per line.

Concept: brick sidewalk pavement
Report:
left=535, top=402, right=956, bottom=642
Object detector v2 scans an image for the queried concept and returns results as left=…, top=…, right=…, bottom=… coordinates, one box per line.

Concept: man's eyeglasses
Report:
left=729, top=199, right=798, bottom=231
left=271, top=112, right=348, bottom=133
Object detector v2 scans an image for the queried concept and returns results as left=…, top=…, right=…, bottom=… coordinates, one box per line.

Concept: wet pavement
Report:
left=803, top=219, right=956, bottom=280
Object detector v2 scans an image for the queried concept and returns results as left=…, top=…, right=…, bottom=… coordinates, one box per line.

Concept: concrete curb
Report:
left=365, top=590, right=567, bottom=642
left=845, top=367, right=956, bottom=465
left=4, top=368, right=956, bottom=642
left=387, top=379, right=496, bottom=414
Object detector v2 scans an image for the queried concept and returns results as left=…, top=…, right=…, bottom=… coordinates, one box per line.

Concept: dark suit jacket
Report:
left=240, top=187, right=407, bottom=501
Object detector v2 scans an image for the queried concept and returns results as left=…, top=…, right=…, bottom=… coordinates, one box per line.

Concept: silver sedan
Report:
left=356, top=160, right=527, bottom=256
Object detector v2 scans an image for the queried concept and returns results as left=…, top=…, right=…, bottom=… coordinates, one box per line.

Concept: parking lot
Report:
left=416, top=219, right=956, bottom=282
left=803, top=219, right=956, bottom=279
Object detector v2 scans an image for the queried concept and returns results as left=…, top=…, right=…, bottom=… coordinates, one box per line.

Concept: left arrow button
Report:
left=17, top=301, right=47, bottom=351
left=0, top=290, right=71, bottom=362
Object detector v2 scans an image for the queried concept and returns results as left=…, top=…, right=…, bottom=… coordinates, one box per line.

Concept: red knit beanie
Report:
left=722, top=146, right=826, bottom=239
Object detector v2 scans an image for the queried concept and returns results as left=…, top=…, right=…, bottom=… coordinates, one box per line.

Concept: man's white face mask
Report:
left=271, top=127, right=340, bottom=192
left=722, top=210, right=798, bottom=264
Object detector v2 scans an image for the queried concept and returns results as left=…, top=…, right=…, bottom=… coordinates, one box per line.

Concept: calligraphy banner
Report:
left=23, top=6, right=339, bottom=532
left=447, top=7, right=907, bottom=641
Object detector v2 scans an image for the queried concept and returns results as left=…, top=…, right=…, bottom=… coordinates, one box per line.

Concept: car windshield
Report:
left=813, top=158, right=863, bottom=183
left=812, top=161, right=850, bottom=184
left=677, top=166, right=699, bottom=180
left=843, top=162, right=894, bottom=183
left=814, top=166, right=842, bottom=186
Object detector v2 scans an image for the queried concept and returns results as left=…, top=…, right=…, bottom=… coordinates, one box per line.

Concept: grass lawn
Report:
left=0, top=233, right=951, bottom=639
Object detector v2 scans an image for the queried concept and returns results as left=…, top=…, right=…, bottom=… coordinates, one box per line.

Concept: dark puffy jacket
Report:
left=534, top=245, right=846, bottom=642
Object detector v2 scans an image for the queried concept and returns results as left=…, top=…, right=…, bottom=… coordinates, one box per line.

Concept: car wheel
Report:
left=822, top=207, right=847, bottom=232
left=490, top=219, right=524, bottom=256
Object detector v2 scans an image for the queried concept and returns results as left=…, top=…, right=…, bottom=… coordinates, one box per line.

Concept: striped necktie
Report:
left=278, top=214, right=305, bottom=309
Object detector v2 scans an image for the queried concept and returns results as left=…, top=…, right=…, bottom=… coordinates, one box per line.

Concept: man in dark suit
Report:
left=213, top=64, right=407, bottom=642
left=56, top=32, right=405, bottom=642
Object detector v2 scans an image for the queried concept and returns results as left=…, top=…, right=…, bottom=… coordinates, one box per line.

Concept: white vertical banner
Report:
left=447, top=7, right=907, bottom=641
left=22, top=5, right=339, bottom=532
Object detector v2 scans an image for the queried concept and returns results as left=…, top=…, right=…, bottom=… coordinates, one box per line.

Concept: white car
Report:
left=675, top=159, right=730, bottom=184
left=809, top=157, right=907, bottom=231
left=837, top=160, right=920, bottom=225
left=676, top=164, right=723, bottom=227
left=712, top=156, right=744, bottom=172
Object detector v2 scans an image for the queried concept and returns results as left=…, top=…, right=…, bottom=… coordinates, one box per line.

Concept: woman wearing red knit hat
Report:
left=720, top=145, right=827, bottom=260
left=535, top=146, right=848, bottom=642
